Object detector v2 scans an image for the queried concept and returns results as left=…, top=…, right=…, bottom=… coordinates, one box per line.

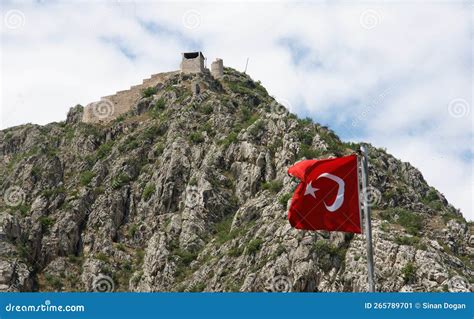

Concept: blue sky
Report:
left=1, top=0, right=472, bottom=220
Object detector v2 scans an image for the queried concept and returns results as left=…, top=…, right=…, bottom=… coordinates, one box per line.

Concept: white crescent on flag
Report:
left=316, top=173, right=345, bottom=212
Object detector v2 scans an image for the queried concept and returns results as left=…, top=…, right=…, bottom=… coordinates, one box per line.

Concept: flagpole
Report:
left=360, top=144, right=375, bottom=292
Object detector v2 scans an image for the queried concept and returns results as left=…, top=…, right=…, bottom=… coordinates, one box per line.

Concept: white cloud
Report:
left=1, top=1, right=472, bottom=220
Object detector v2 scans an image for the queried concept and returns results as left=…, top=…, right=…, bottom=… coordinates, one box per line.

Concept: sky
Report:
left=1, top=0, right=473, bottom=220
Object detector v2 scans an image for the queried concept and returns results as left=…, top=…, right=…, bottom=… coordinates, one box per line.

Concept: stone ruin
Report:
left=82, top=52, right=224, bottom=124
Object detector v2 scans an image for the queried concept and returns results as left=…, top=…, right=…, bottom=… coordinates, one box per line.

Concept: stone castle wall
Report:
left=211, top=59, right=223, bottom=79
left=180, top=52, right=205, bottom=74
left=82, top=71, right=177, bottom=124
left=82, top=52, right=223, bottom=124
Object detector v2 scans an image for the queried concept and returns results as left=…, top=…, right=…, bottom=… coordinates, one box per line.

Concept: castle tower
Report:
left=180, top=52, right=205, bottom=74
left=211, top=58, right=224, bottom=79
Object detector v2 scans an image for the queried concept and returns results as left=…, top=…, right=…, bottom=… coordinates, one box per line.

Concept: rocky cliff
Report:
left=0, top=68, right=472, bottom=292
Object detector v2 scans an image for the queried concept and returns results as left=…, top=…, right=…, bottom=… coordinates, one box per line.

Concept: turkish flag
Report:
left=287, top=155, right=361, bottom=233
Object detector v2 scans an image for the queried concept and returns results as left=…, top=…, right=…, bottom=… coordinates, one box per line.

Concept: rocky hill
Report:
left=0, top=68, right=472, bottom=292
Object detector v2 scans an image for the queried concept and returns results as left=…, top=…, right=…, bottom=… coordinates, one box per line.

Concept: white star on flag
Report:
left=304, top=181, right=318, bottom=198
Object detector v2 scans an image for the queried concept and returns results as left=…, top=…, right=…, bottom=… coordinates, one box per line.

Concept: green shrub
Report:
left=80, top=170, right=95, bottom=186
left=201, top=122, right=215, bottom=137
left=297, top=117, right=312, bottom=126
left=397, top=210, right=423, bottom=235
left=189, top=177, right=198, bottom=186
left=395, top=235, right=420, bottom=246
left=424, top=188, right=439, bottom=202
left=97, top=141, right=114, bottom=159
left=228, top=246, right=244, bottom=257
left=298, top=144, right=322, bottom=159
left=297, top=130, right=313, bottom=145
left=142, top=184, right=156, bottom=201
left=312, top=240, right=347, bottom=271
left=246, top=238, right=263, bottom=255
left=142, top=124, right=166, bottom=141
left=111, top=173, right=130, bottom=189
left=31, top=166, right=42, bottom=180
left=269, top=139, right=283, bottom=154
left=153, top=143, right=165, bottom=156
left=135, top=249, right=145, bottom=266
left=189, top=132, right=205, bottom=144
left=95, top=252, right=109, bottom=263
left=261, top=179, right=283, bottom=193
left=380, top=208, right=423, bottom=235
left=44, top=274, right=63, bottom=290
left=128, top=224, right=139, bottom=238
left=226, top=81, right=254, bottom=95
left=119, top=136, right=140, bottom=152
left=401, top=262, right=416, bottom=284
left=214, top=214, right=235, bottom=244
left=174, top=248, right=198, bottom=267
left=41, top=187, right=65, bottom=199
left=141, top=87, right=157, bottom=98
left=274, top=244, right=286, bottom=257
left=220, top=132, right=238, bottom=147
left=150, top=98, right=166, bottom=118
left=279, top=193, right=292, bottom=206
left=154, top=97, right=166, bottom=110
left=201, top=104, right=213, bottom=114
left=248, top=120, right=265, bottom=137
left=17, top=204, right=31, bottom=216
left=39, top=216, right=54, bottom=233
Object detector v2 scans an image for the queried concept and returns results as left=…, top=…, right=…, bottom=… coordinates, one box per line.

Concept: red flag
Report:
left=287, top=155, right=361, bottom=233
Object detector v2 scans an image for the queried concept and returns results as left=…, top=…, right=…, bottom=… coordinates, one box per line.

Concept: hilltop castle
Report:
left=82, top=52, right=223, bottom=123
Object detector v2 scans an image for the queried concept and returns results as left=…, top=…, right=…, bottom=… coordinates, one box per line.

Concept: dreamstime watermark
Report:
left=351, top=85, right=395, bottom=132
left=182, top=10, right=201, bottom=30
left=271, top=275, right=292, bottom=292
left=185, top=185, right=203, bottom=209
left=4, top=9, right=25, bottom=30
left=362, top=186, right=381, bottom=207
left=359, top=9, right=381, bottom=30
left=447, top=98, right=470, bottom=118
left=92, top=274, right=115, bottom=292
left=4, top=186, right=26, bottom=207
left=5, top=299, right=85, bottom=313
left=91, top=99, right=115, bottom=119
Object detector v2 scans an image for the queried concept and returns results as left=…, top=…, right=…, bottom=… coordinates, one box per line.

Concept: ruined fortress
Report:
left=82, top=52, right=224, bottom=123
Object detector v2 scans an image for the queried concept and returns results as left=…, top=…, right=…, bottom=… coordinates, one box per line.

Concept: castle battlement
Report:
left=82, top=52, right=224, bottom=124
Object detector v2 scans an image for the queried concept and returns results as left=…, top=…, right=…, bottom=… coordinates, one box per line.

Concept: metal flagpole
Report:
left=244, top=58, right=249, bottom=74
left=360, top=144, right=375, bottom=292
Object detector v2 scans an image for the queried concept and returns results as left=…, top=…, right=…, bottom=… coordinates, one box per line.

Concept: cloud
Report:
left=1, top=1, right=472, bottom=220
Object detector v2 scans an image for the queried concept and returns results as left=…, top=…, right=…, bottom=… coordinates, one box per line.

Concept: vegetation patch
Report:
left=201, top=104, right=213, bottom=115
left=246, top=238, right=263, bottom=255
left=395, top=235, right=420, bottom=246
left=312, top=240, right=347, bottom=272
left=142, top=184, right=156, bottom=201
left=261, top=179, right=283, bottom=193
left=111, top=173, right=131, bottom=189
left=380, top=208, right=423, bottom=235
left=279, top=193, right=292, bottom=206
left=96, top=141, right=114, bottom=160
left=39, top=216, right=55, bottom=234
left=141, top=87, right=157, bottom=98
left=219, top=132, right=238, bottom=148
left=79, top=170, right=95, bottom=186
left=150, top=98, right=166, bottom=118
left=189, top=132, right=205, bottom=144
left=401, top=262, right=417, bottom=284
left=248, top=120, right=265, bottom=137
